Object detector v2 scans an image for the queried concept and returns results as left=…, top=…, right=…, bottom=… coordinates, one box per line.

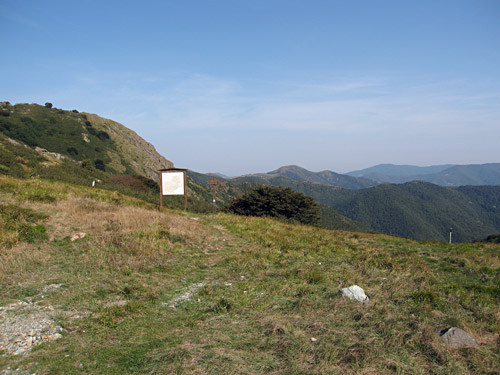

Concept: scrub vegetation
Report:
left=228, top=185, right=320, bottom=225
left=0, top=174, right=498, bottom=374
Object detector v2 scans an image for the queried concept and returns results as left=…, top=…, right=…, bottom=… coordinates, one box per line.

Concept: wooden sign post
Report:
left=207, top=176, right=221, bottom=214
left=159, top=168, right=187, bottom=210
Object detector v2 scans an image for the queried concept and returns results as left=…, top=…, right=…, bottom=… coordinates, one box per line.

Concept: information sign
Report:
left=162, top=171, right=185, bottom=195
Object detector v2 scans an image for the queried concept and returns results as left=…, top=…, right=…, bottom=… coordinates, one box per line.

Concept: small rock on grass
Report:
left=340, top=285, right=369, bottom=303
left=439, top=327, right=478, bottom=348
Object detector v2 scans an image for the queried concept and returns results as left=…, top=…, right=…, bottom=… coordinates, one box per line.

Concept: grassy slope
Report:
left=0, top=102, right=173, bottom=180
left=82, top=112, right=173, bottom=181
left=1, top=174, right=499, bottom=375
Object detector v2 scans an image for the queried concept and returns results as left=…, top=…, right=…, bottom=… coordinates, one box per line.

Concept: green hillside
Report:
left=0, top=102, right=217, bottom=212
left=0, top=175, right=498, bottom=374
left=326, top=182, right=500, bottom=242
left=0, top=102, right=173, bottom=179
left=231, top=175, right=500, bottom=242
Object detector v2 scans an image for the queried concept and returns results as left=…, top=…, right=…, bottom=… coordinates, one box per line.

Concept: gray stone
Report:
left=48, top=333, right=62, bottom=342
left=340, top=285, right=369, bottom=303
left=439, top=327, right=478, bottom=348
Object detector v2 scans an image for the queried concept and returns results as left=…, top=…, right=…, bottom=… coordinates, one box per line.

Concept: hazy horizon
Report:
left=2, top=1, right=499, bottom=176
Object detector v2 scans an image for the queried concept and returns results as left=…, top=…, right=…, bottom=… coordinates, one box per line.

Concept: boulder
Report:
left=340, top=285, right=369, bottom=303
left=439, top=327, right=478, bottom=348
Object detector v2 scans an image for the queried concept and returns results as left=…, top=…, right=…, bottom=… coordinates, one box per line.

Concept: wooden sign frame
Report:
left=159, top=168, right=187, bottom=209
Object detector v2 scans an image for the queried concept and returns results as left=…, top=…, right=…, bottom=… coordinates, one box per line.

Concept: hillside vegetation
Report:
left=0, top=175, right=499, bottom=374
left=235, top=175, right=500, bottom=243
left=228, top=185, right=320, bottom=225
left=0, top=102, right=173, bottom=180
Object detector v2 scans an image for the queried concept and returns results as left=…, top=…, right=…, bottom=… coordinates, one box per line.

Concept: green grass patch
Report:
left=0, top=203, right=49, bottom=248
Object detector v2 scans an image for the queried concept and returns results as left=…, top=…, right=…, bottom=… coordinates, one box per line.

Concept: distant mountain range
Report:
left=346, top=164, right=456, bottom=178
left=346, top=163, right=500, bottom=186
left=233, top=165, right=378, bottom=189
left=232, top=163, right=500, bottom=189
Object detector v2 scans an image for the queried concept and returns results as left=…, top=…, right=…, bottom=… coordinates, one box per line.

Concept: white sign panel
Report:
left=162, top=172, right=185, bottom=195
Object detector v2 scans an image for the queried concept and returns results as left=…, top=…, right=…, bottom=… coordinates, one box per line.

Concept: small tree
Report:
left=66, top=147, right=79, bottom=156
left=94, top=159, right=105, bottom=171
left=81, top=159, right=93, bottom=170
left=97, top=130, right=110, bottom=140
left=44, top=102, right=53, bottom=109
left=229, top=185, right=320, bottom=225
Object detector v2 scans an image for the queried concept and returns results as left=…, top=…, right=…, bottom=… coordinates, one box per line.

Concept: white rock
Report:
left=340, top=285, right=369, bottom=302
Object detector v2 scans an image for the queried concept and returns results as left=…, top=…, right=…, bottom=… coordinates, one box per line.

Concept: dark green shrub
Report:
left=81, top=159, right=93, bottom=170
left=229, top=185, right=320, bottom=225
left=94, top=159, right=105, bottom=171
left=97, top=131, right=110, bottom=140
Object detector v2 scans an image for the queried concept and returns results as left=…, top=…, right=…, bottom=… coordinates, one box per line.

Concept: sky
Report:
left=1, top=0, right=499, bottom=176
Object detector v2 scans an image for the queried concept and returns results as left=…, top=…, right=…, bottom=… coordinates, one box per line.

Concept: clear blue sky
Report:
left=2, top=0, right=499, bottom=175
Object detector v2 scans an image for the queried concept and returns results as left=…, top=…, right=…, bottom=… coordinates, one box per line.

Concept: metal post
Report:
left=207, top=176, right=221, bottom=214
left=449, top=228, right=453, bottom=244
left=212, top=185, right=217, bottom=213
left=159, top=171, right=163, bottom=208
left=183, top=171, right=188, bottom=210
